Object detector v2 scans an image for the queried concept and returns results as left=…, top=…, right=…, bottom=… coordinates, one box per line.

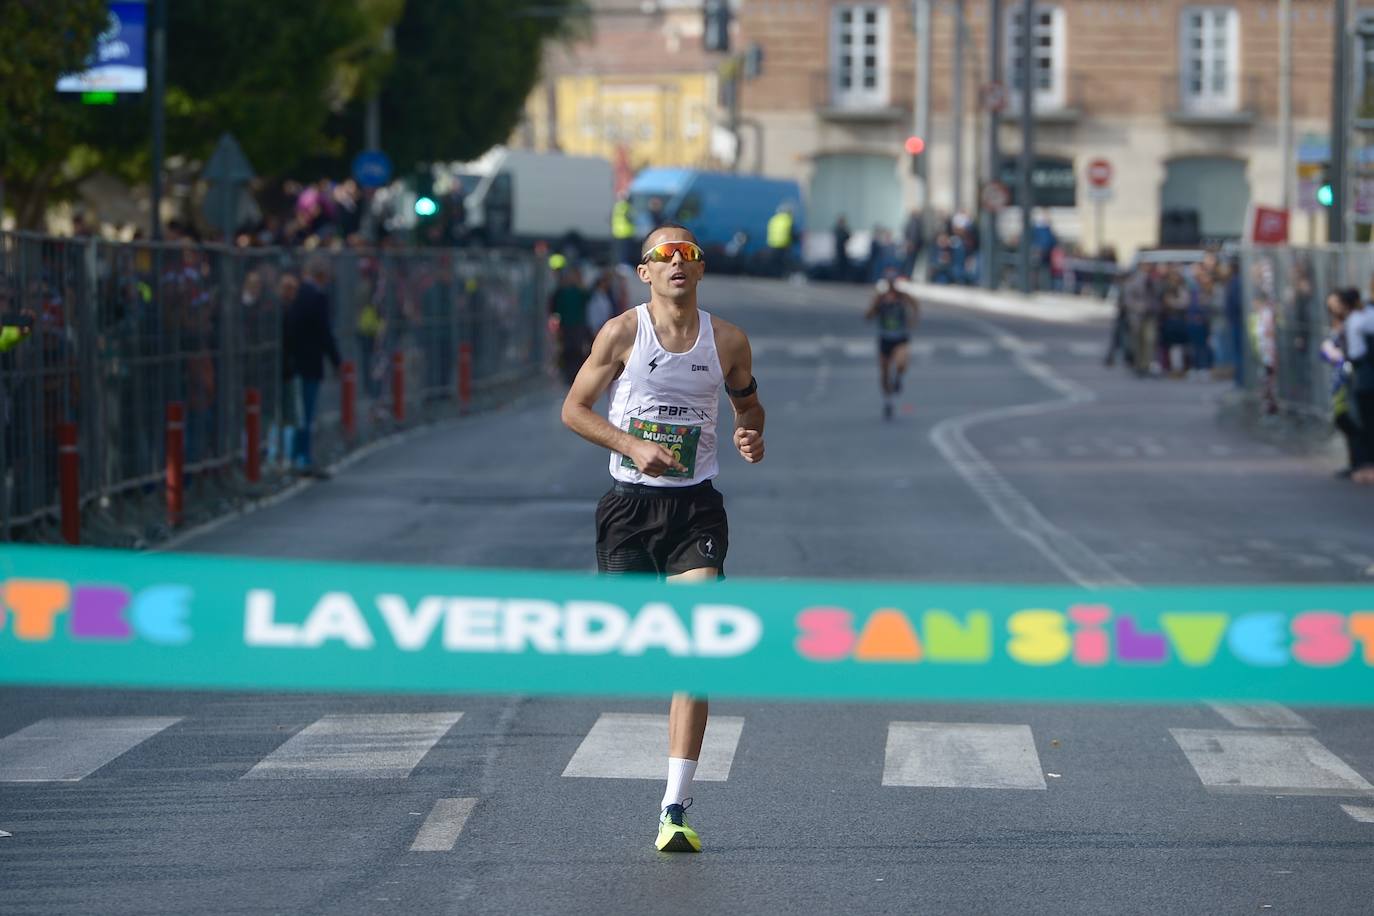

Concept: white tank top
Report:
left=607, top=304, right=725, bottom=487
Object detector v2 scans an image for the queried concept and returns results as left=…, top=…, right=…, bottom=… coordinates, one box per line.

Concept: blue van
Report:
left=628, top=169, right=805, bottom=271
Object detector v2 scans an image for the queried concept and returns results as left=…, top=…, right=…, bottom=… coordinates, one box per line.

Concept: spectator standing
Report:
left=612, top=193, right=638, bottom=267
left=832, top=215, right=851, bottom=282
left=587, top=269, right=617, bottom=337
left=550, top=266, right=591, bottom=385
left=902, top=209, right=924, bottom=277
left=283, top=258, right=342, bottom=477
left=766, top=204, right=795, bottom=278
left=1323, top=288, right=1363, bottom=478
left=1346, top=288, right=1374, bottom=483
left=1031, top=210, right=1057, bottom=291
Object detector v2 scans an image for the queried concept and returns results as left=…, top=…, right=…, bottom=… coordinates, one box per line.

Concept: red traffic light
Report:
left=904, top=136, right=926, bottom=155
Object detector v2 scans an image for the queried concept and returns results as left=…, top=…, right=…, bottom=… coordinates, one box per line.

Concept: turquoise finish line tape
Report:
left=2, top=545, right=1372, bottom=704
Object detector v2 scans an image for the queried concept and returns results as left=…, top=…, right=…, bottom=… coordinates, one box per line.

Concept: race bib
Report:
left=620, top=417, right=701, bottom=479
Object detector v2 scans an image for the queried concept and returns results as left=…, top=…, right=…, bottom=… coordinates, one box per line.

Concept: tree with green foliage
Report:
left=2, top=0, right=587, bottom=231
left=351, top=0, right=588, bottom=173
left=0, top=0, right=108, bottom=228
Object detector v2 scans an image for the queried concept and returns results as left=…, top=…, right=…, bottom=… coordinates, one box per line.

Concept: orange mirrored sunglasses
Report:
left=641, top=241, right=704, bottom=264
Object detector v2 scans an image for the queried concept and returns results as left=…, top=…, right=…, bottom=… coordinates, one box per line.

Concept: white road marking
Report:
left=1342, top=804, right=1374, bottom=823
left=0, top=717, right=182, bottom=782
left=882, top=722, right=1047, bottom=790
left=243, top=712, right=462, bottom=779
left=1171, top=729, right=1374, bottom=796
left=955, top=341, right=994, bottom=357
left=909, top=341, right=936, bottom=357
left=1068, top=341, right=1102, bottom=357
left=788, top=341, right=823, bottom=358
left=561, top=713, right=743, bottom=781
left=1217, top=554, right=1253, bottom=566
left=1296, top=554, right=1335, bottom=568
left=842, top=340, right=873, bottom=358
left=928, top=320, right=1133, bottom=589
left=410, top=797, right=479, bottom=852
left=1206, top=703, right=1313, bottom=730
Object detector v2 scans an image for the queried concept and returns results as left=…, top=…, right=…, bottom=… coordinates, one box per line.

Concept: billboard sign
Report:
left=56, top=1, right=148, bottom=94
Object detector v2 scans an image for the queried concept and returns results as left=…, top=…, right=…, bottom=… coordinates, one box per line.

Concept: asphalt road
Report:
left=4, top=276, right=1373, bottom=915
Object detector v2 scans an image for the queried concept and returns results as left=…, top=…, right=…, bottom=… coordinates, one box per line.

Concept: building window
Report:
left=830, top=4, right=890, bottom=109
left=1180, top=7, right=1240, bottom=112
left=1006, top=4, right=1066, bottom=111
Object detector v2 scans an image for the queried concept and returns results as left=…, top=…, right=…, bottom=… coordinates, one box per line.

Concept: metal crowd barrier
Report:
left=1238, top=245, right=1372, bottom=422
left=0, top=232, right=551, bottom=546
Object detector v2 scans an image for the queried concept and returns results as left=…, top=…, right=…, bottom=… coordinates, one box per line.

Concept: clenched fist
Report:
left=734, top=427, right=764, bottom=463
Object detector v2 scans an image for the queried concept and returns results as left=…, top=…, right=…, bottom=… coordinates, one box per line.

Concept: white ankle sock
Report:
left=660, top=757, right=697, bottom=810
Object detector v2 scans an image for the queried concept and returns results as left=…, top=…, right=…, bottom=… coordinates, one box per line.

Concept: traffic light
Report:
left=905, top=136, right=926, bottom=176
left=703, top=0, right=730, bottom=52
left=1317, top=164, right=1334, bottom=208
left=413, top=166, right=439, bottom=218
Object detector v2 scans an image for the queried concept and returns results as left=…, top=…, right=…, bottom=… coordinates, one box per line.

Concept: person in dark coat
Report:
left=283, top=257, right=341, bottom=476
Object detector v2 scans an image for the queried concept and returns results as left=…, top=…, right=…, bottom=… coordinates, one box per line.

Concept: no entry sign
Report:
left=1087, top=158, right=1113, bottom=189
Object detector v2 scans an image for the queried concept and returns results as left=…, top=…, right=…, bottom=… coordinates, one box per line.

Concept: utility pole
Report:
left=915, top=0, right=933, bottom=251
left=150, top=0, right=166, bottom=241
left=952, top=0, right=966, bottom=214
left=983, top=0, right=1002, bottom=288
left=1331, top=0, right=1349, bottom=243
left=1279, top=0, right=1293, bottom=215
left=1017, top=0, right=1034, bottom=293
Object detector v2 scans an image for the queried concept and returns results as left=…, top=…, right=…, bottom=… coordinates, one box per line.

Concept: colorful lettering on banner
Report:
left=2, top=546, right=1373, bottom=704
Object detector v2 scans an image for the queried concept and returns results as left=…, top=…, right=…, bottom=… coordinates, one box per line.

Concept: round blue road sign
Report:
left=352, top=150, right=393, bottom=189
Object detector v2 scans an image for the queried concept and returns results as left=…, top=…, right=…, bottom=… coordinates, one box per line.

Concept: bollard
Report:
left=166, top=401, right=185, bottom=528
left=392, top=351, right=405, bottom=423
left=458, top=343, right=473, bottom=413
left=244, top=388, right=261, bottom=483
left=340, top=360, right=356, bottom=439
left=58, top=423, right=80, bottom=545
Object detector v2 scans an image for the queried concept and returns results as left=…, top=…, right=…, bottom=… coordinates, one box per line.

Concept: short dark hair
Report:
left=641, top=222, right=700, bottom=257
left=1339, top=287, right=1362, bottom=310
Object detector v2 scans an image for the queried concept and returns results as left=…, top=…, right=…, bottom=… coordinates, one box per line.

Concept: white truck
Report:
left=455, top=147, right=614, bottom=256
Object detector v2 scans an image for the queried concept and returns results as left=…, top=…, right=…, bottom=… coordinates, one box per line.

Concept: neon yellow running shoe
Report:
left=655, top=800, right=701, bottom=853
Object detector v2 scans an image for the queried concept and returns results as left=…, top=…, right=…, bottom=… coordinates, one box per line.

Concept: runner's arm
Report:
left=561, top=313, right=686, bottom=476
left=716, top=319, right=765, bottom=464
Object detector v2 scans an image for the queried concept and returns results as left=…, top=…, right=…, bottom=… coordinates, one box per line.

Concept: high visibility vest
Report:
left=0, top=326, right=23, bottom=353
left=767, top=212, right=793, bottom=249
left=611, top=200, right=635, bottom=239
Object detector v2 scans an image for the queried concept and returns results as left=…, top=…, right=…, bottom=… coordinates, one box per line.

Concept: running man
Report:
left=561, top=223, right=765, bottom=853
left=865, top=267, right=921, bottom=419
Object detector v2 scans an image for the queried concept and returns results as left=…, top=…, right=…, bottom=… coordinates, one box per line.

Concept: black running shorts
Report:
left=595, top=480, right=728, bottom=577
left=879, top=335, right=910, bottom=358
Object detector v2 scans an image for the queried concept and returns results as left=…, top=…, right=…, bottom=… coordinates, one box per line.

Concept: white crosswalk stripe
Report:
left=410, top=797, right=479, bottom=851
left=749, top=336, right=1101, bottom=361
left=1206, top=702, right=1313, bottom=730
left=0, top=717, right=182, bottom=782
left=561, top=712, right=744, bottom=781
left=1342, top=804, right=1374, bottom=823
left=243, top=712, right=463, bottom=779
left=882, top=722, right=1047, bottom=790
left=1170, top=729, right=1374, bottom=796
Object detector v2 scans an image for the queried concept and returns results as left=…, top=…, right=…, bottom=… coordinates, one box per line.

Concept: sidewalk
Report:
left=901, top=280, right=1115, bottom=325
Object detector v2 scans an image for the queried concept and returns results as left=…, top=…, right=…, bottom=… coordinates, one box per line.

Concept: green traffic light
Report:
left=1317, top=184, right=1334, bottom=208
left=414, top=196, right=438, bottom=217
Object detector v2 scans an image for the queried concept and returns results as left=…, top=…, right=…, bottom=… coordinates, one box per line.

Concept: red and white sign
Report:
left=1086, top=158, right=1113, bottom=189
left=1248, top=204, right=1290, bottom=245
